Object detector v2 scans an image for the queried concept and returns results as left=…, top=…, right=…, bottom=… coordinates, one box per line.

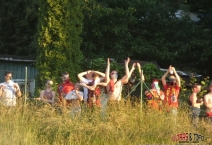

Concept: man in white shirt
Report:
left=0, top=71, right=21, bottom=106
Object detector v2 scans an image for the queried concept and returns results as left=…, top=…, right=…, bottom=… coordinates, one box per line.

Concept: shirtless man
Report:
left=189, top=84, right=203, bottom=127
left=104, top=57, right=135, bottom=102
left=204, top=82, right=212, bottom=123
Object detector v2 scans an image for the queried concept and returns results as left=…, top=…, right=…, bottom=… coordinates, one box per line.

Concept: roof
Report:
left=0, top=55, right=36, bottom=62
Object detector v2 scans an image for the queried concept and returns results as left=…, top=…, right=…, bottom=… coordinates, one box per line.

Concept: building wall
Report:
left=0, top=60, right=37, bottom=81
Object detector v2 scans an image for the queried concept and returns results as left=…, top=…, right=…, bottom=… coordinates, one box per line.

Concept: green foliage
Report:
left=142, top=63, right=163, bottom=83
left=0, top=0, right=38, bottom=56
left=81, top=0, right=212, bottom=77
left=81, top=57, right=125, bottom=77
left=190, top=75, right=210, bottom=98
left=35, top=0, right=83, bottom=94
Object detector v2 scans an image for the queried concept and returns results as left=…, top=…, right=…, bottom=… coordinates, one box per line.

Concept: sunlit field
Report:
left=0, top=99, right=211, bottom=145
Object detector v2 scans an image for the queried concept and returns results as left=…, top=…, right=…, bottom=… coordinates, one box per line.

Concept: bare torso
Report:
left=205, top=93, right=212, bottom=112
left=107, top=80, right=122, bottom=101
left=189, top=93, right=201, bottom=108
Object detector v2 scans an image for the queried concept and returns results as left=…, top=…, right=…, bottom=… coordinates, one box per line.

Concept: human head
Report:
left=61, top=72, right=70, bottom=82
left=129, top=73, right=136, bottom=83
left=168, top=75, right=177, bottom=86
left=110, top=70, right=118, bottom=80
left=4, top=71, right=12, bottom=82
left=151, top=79, right=160, bottom=90
left=74, top=82, right=81, bottom=90
left=192, top=84, right=201, bottom=93
left=92, top=72, right=99, bottom=80
left=45, top=80, right=53, bottom=88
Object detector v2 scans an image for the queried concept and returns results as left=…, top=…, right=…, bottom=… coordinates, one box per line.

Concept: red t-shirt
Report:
left=163, top=84, right=180, bottom=108
left=58, top=80, right=74, bottom=102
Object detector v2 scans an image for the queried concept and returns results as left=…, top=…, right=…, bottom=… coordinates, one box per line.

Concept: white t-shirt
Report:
left=80, top=77, right=101, bottom=102
left=65, top=90, right=84, bottom=100
left=0, top=81, right=17, bottom=106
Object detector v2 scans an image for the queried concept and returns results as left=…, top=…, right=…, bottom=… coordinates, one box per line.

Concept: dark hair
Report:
left=92, top=72, right=99, bottom=78
left=4, top=71, right=12, bottom=76
left=192, top=83, right=201, bottom=89
left=62, top=71, right=69, bottom=76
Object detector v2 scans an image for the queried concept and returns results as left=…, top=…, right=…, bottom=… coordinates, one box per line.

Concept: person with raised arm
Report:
left=161, top=65, right=181, bottom=123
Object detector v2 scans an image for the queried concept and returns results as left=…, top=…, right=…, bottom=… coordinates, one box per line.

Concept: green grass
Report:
left=0, top=99, right=211, bottom=145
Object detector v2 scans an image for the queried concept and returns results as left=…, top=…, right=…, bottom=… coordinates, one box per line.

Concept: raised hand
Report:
left=125, top=57, right=130, bottom=64
left=172, top=67, right=176, bottom=73
left=132, top=63, right=136, bottom=71
left=168, top=65, right=172, bottom=73
left=107, top=58, right=110, bottom=65
left=137, top=63, right=141, bottom=69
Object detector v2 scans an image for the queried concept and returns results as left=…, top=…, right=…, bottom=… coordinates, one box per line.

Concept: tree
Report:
left=0, top=0, right=38, bottom=56
left=36, top=0, right=83, bottom=92
left=81, top=0, right=212, bottom=77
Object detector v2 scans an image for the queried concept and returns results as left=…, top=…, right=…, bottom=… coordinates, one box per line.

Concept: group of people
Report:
left=0, top=58, right=212, bottom=126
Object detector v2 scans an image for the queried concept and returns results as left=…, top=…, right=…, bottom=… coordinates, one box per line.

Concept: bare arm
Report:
left=40, top=90, right=45, bottom=101
left=121, top=57, right=130, bottom=84
left=204, top=94, right=212, bottom=108
left=161, top=65, right=172, bottom=86
left=76, top=89, right=83, bottom=101
left=137, top=63, right=145, bottom=81
left=172, top=67, right=181, bottom=87
left=94, top=71, right=105, bottom=81
left=78, top=70, right=92, bottom=82
left=14, top=83, right=21, bottom=97
left=51, top=91, right=56, bottom=104
left=105, top=58, right=110, bottom=84
left=129, top=63, right=136, bottom=77
left=96, top=82, right=108, bottom=87
left=80, top=83, right=95, bottom=90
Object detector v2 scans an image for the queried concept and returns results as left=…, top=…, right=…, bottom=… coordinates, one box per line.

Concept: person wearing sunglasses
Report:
left=0, top=71, right=21, bottom=106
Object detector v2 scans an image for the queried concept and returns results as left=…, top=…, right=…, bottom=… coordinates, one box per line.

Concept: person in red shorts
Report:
left=145, top=79, right=164, bottom=111
left=58, top=72, right=75, bottom=106
left=161, top=65, right=181, bottom=123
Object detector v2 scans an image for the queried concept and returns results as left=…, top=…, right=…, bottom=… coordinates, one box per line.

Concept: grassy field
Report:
left=0, top=100, right=211, bottom=145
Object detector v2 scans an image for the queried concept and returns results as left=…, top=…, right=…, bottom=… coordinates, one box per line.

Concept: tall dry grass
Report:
left=0, top=99, right=211, bottom=145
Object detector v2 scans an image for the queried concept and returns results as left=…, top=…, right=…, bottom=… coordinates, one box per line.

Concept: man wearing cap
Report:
left=58, top=72, right=75, bottom=106
left=204, top=82, right=212, bottom=123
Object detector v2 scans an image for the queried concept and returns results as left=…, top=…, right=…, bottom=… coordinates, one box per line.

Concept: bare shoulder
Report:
left=204, top=93, right=210, bottom=99
left=40, top=90, right=45, bottom=93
